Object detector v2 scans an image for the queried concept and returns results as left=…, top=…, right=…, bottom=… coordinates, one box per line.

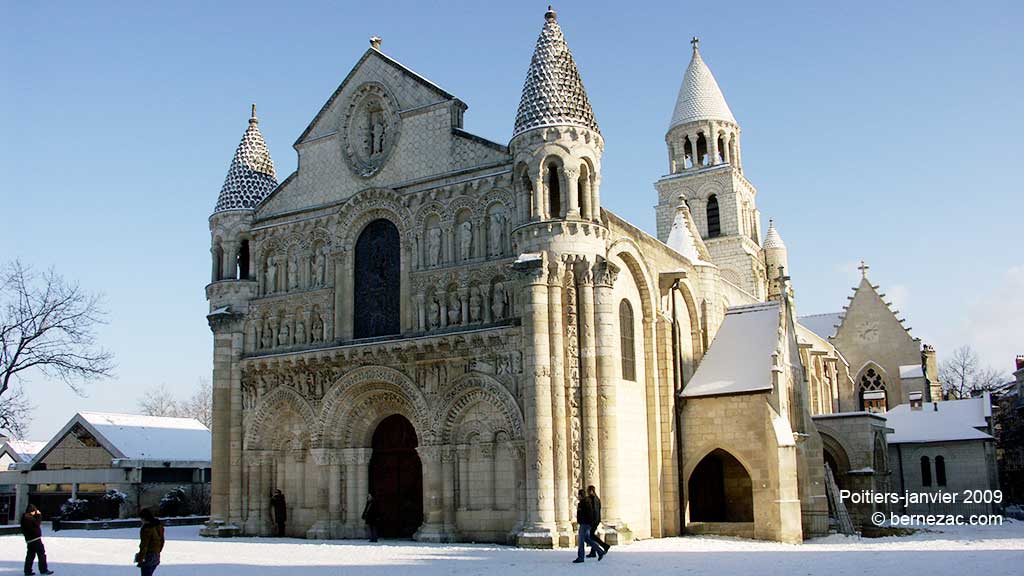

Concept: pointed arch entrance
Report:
left=688, top=449, right=754, bottom=522
left=369, top=414, right=423, bottom=538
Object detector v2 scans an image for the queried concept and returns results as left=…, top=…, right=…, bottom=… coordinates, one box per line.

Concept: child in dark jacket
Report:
left=21, top=504, right=54, bottom=575
left=136, top=509, right=165, bottom=576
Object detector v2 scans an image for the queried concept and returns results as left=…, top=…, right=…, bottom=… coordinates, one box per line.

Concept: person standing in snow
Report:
left=21, top=504, right=53, bottom=575
left=361, top=493, right=380, bottom=542
left=135, top=508, right=164, bottom=576
left=573, top=488, right=604, bottom=563
left=586, top=485, right=610, bottom=558
left=270, top=489, right=287, bottom=537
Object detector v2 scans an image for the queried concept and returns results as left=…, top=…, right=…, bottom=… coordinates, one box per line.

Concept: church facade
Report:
left=201, top=8, right=940, bottom=545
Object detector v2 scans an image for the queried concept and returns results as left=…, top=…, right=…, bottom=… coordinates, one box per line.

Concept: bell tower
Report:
left=654, top=39, right=766, bottom=298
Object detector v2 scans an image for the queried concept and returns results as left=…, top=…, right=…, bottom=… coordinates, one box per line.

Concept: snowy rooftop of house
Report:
left=3, top=440, right=47, bottom=462
left=899, top=364, right=925, bottom=379
left=884, top=396, right=992, bottom=444
left=799, top=312, right=842, bottom=340
left=681, top=302, right=779, bottom=398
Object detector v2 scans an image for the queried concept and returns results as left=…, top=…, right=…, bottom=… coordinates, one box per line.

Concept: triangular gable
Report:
left=834, top=277, right=918, bottom=347
left=29, top=413, right=126, bottom=468
left=294, top=48, right=455, bottom=147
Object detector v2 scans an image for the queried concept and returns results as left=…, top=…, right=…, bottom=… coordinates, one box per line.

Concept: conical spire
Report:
left=669, top=38, right=736, bottom=130
left=763, top=219, right=786, bottom=249
left=666, top=203, right=707, bottom=264
left=214, top=105, right=278, bottom=213
left=512, top=6, right=599, bottom=138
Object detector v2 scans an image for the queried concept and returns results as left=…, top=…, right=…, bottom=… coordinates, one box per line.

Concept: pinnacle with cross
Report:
left=691, top=36, right=700, bottom=51
left=858, top=260, right=870, bottom=278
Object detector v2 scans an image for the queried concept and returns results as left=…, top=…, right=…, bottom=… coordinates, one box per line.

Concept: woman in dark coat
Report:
left=136, top=508, right=165, bottom=576
left=270, top=489, right=287, bottom=537
left=361, top=493, right=380, bottom=542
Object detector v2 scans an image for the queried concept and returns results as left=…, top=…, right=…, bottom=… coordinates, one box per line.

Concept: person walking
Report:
left=586, top=485, right=610, bottom=558
left=361, top=493, right=380, bottom=542
left=135, top=509, right=164, bottom=576
left=21, top=504, right=53, bottom=575
left=573, top=488, right=604, bottom=563
left=270, top=489, right=287, bottom=537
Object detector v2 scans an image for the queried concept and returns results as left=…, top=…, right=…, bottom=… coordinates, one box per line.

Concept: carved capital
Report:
left=593, top=259, right=620, bottom=288
left=417, top=444, right=445, bottom=462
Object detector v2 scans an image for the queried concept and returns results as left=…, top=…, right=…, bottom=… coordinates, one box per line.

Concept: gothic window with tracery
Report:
left=859, top=367, right=888, bottom=413
left=354, top=218, right=400, bottom=339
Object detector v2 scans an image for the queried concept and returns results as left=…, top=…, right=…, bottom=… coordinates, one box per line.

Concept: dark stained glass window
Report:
left=354, top=219, right=400, bottom=339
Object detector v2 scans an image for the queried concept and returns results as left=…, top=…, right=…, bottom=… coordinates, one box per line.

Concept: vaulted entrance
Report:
left=368, top=414, right=423, bottom=538
left=688, top=449, right=754, bottom=522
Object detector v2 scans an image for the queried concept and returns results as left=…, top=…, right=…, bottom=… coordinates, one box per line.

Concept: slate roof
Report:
left=214, top=108, right=278, bottom=213
left=669, top=43, right=736, bottom=130
left=513, top=7, right=599, bottom=138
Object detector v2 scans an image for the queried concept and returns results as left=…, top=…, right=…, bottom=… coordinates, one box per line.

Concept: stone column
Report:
left=244, top=456, right=261, bottom=534
left=512, top=254, right=557, bottom=547
left=481, top=443, right=495, bottom=511
left=306, top=448, right=333, bottom=539
left=564, top=167, right=580, bottom=219
left=593, top=259, right=631, bottom=544
left=709, top=125, right=720, bottom=165
left=457, top=445, right=470, bottom=510
left=547, top=261, right=572, bottom=541
left=259, top=455, right=274, bottom=536
left=441, top=446, right=457, bottom=535
left=14, top=483, right=28, bottom=522
left=335, top=249, right=350, bottom=340
left=576, top=262, right=600, bottom=488
left=533, top=173, right=546, bottom=221
left=329, top=460, right=343, bottom=532
left=416, top=292, right=426, bottom=332
left=460, top=286, right=470, bottom=326
left=591, top=175, right=602, bottom=222
left=343, top=449, right=360, bottom=535
left=414, top=444, right=451, bottom=542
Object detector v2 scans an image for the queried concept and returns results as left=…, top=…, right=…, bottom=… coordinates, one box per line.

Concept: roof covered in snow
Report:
left=513, top=7, right=599, bottom=138
left=669, top=42, right=736, bottom=130
left=799, top=312, right=842, bottom=341
left=899, top=364, right=925, bottom=379
left=33, top=412, right=211, bottom=466
left=884, top=396, right=992, bottom=444
left=681, top=302, right=780, bottom=398
left=2, top=440, right=46, bottom=462
left=665, top=205, right=711, bottom=264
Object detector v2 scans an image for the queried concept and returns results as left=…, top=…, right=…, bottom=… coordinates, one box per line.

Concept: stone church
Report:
left=201, top=8, right=940, bottom=545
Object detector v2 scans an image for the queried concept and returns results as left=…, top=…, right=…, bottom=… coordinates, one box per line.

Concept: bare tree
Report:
left=0, top=260, right=114, bottom=398
left=0, top=386, right=34, bottom=437
left=184, top=378, right=212, bottom=429
left=137, top=383, right=184, bottom=418
left=939, top=345, right=1005, bottom=399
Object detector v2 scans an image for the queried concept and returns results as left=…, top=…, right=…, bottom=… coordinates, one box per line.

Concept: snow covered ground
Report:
left=2, top=522, right=1023, bottom=575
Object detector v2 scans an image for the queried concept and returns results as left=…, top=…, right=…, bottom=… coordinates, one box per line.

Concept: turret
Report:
left=209, top=105, right=277, bottom=286
left=763, top=219, right=789, bottom=300
left=510, top=6, right=603, bottom=228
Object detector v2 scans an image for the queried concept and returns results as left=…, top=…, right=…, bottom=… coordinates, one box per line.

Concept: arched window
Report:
left=354, top=219, right=401, bottom=339
left=920, top=456, right=932, bottom=487
left=619, top=299, right=636, bottom=381
left=212, top=242, right=224, bottom=281
left=935, top=456, right=946, bottom=486
left=859, top=367, right=888, bottom=413
left=577, top=163, right=589, bottom=218
left=237, top=239, right=250, bottom=280
left=706, top=195, right=721, bottom=238
left=546, top=163, right=561, bottom=218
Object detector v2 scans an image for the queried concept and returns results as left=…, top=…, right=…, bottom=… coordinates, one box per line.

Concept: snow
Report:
left=899, top=364, right=925, bottom=379
left=681, top=302, right=779, bottom=398
left=798, top=312, right=843, bottom=340
left=665, top=209, right=707, bottom=264
left=4, top=439, right=47, bottom=462
left=78, top=412, right=211, bottom=462
left=3, top=522, right=1023, bottom=575
left=884, top=397, right=992, bottom=444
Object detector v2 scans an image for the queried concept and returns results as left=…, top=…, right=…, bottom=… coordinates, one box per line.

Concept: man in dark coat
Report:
left=573, top=489, right=604, bottom=563
left=270, top=489, right=287, bottom=537
left=361, top=493, right=380, bottom=542
left=586, top=485, right=610, bottom=557
left=21, top=504, right=54, bottom=575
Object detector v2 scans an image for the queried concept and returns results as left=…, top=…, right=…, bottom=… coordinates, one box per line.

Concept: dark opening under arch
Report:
left=354, top=219, right=400, bottom=339
left=688, top=449, right=753, bottom=522
left=369, top=414, right=423, bottom=538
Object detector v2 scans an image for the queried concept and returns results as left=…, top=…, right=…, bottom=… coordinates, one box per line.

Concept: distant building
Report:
left=884, top=396, right=999, bottom=514
left=0, top=412, right=211, bottom=521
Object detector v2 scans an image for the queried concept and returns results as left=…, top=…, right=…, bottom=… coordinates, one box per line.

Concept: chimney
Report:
left=1016, top=354, right=1024, bottom=371
left=909, top=391, right=923, bottom=411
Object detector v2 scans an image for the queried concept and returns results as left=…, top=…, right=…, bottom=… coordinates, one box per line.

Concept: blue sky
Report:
left=3, top=0, right=1022, bottom=440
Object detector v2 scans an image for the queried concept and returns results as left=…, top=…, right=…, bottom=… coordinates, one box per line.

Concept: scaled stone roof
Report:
left=763, top=219, right=786, bottom=249
left=669, top=43, right=736, bottom=130
left=214, top=109, right=278, bottom=213
left=513, top=7, right=599, bottom=138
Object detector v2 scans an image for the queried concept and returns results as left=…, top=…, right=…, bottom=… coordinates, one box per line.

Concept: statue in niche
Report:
left=492, top=282, right=506, bottom=320
left=288, top=253, right=299, bottom=291
left=448, top=292, right=462, bottom=326
left=311, top=313, right=324, bottom=342
left=368, top=106, right=386, bottom=157
left=469, top=287, right=482, bottom=323
left=489, top=208, right=505, bottom=257
left=261, top=321, right=273, bottom=349
left=296, top=319, right=307, bottom=344
left=428, top=296, right=441, bottom=329
left=314, top=248, right=326, bottom=287
left=459, top=220, right=473, bottom=261
left=266, top=257, right=278, bottom=294
left=427, top=226, right=442, bottom=267
left=278, top=322, right=290, bottom=346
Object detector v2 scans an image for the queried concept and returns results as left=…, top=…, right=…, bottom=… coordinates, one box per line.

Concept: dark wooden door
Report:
left=369, top=414, right=423, bottom=538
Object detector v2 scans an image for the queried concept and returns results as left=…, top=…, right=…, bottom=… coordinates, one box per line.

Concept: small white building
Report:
left=884, top=396, right=999, bottom=514
left=0, top=412, right=211, bottom=520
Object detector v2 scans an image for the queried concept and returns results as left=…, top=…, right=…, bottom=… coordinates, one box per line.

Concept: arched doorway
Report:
left=368, top=414, right=423, bottom=538
left=354, top=218, right=401, bottom=339
left=688, top=449, right=753, bottom=522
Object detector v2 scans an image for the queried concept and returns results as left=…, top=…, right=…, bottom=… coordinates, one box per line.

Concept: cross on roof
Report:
left=691, top=36, right=700, bottom=50
left=858, top=260, right=870, bottom=278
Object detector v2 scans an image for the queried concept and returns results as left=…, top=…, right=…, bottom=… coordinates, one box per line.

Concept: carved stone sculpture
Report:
left=296, top=319, right=307, bottom=344
left=266, top=258, right=278, bottom=294
left=278, top=321, right=290, bottom=346
left=314, top=248, right=326, bottom=287
left=429, top=297, right=441, bottom=329
left=489, top=208, right=505, bottom=257
left=448, top=292, right=462, bottom=325
left=459, top=220, right=473, bottom=261
left=469, top=288, right=482, bottom=323
left=288, top=253, right=299, bottom=291
left=311, top=313, right=324, bottom=342
left=492, top=282, right=506, bottom=319
left=427, top=227, right=442, bottom=267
